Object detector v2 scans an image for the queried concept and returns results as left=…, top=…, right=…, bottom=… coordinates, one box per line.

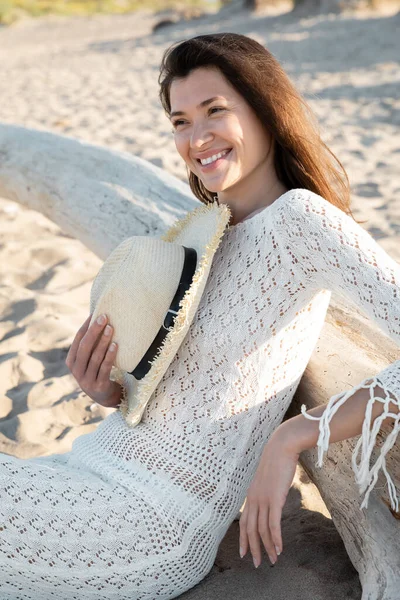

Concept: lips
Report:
left=197, top=148, right=232, bottom=169
left=196, top=148, right=232, bottom=165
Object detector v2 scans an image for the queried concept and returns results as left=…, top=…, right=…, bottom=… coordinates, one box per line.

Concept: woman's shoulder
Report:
left=279, top=188, right=333, bottom=212
left=275, top=188, right=351, bottom=225
left=272, top=188, right=327, bottom=225
left=271, top=188, right=362, bottom=254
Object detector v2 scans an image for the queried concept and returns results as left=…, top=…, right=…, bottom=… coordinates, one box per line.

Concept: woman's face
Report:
left=169, top=66, right=273, bottom=196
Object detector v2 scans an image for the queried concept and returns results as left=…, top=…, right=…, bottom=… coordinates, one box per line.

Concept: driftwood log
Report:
left=0, top=124, right=399, bottom=599
left=0, top=124, right=198, bottom=260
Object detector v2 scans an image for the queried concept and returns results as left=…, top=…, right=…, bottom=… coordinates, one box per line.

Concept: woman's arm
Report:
left=239, top=191, right=400, bottom=568
left=282, top=383, right=399, bottom=454
left=238, top=386, right=400, bottom=569
left=279, top=383, right=399, bottom=513
left=274, top=190, right=400, bottom=511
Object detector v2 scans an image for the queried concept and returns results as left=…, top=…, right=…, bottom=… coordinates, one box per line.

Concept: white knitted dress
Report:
left=1, top=189, right=399, bottom=600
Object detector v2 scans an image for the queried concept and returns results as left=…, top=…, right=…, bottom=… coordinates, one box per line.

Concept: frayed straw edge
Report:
left=110, top=366, right=129, bottom=413
left=160, top=201, right=230, bottom=244
left=121, top=201, right=231, bottom=427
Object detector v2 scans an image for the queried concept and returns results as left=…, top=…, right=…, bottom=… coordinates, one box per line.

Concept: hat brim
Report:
left=111, top=200, right=231, bottom=427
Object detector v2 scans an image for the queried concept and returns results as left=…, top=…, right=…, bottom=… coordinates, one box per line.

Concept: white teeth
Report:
left=200, top=149, right=230, bottom=166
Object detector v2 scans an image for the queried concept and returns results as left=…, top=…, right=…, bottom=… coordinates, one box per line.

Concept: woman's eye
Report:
left=172, top=107, right=225, bottom=129
left=209, top=107, right=225, bottom=114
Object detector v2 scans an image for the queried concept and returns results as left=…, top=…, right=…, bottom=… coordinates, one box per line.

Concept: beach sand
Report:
left=0, top=3, right=399, bottom=597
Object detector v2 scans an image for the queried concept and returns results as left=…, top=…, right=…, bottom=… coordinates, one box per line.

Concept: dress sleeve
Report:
left=280, top=190, right=400, bottom=512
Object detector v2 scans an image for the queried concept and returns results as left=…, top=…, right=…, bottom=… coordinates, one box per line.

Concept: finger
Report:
left=239, top=502, right=249, bottom=557
left=65, top=314, right=93, bottom=370
left=73, top=313, right=108, bottom=380
left=258, top=506, right=276, bottom=564
left=96, top=340, right=118, bottom=384
left=85, top=323, right=114, bottom=381
left=268, top=502, right=283, bottom=556
left=246, top=502, right=262, bottom=568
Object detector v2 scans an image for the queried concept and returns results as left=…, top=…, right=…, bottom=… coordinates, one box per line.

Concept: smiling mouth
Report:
left=196, top=148, right=232, bottom=167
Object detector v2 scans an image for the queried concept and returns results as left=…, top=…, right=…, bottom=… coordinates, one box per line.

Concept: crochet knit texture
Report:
left=0, top=189, right=399, bottom=599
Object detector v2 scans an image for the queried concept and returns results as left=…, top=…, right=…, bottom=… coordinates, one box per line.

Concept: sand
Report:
left=0, top=2, right=399, bottom=597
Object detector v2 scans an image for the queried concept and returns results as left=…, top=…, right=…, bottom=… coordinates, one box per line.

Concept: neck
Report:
left=217, top=178, right=288, bottom=227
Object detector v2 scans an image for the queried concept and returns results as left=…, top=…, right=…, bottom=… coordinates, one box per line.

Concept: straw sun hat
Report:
left=89, top=200, right=231, bottom=427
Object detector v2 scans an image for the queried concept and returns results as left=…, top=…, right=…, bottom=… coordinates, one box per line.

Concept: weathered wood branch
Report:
left=0, top=123, right=399, bottom=599
left=0, top=123, right=197, bottom=261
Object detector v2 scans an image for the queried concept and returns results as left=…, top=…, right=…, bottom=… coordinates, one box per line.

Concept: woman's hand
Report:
left=239, top=428, right=300, bottom=568
left=65, top=313, right=122, bottom=408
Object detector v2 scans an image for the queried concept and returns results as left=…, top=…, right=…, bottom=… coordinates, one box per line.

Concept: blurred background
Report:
left=0, top=0, right=397, bottom=22
left=0, top=1, right=398, bottom=595
left=0, top=0, right=220, bottom=24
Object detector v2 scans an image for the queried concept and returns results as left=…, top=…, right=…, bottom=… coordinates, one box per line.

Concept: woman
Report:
left=0, top=33, right=399, bottom=599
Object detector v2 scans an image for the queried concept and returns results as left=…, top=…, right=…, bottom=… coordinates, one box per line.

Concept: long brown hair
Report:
left=158, top=32, right=358, bottom=220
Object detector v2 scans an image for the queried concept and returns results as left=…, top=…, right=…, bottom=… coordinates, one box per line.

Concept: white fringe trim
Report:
left=301, top=375, right=400, bottom=512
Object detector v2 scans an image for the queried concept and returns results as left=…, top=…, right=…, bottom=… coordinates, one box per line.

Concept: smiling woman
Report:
left=158, top=33, right=353, bottom=227
left=166, top=66, right=282, bottom=228
left=157, top=31, right=399, bottom=574
left=0, top=30, right=399, bottom=600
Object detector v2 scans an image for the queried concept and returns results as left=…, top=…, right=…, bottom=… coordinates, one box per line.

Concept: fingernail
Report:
left=239, top=547, right=244, bottom=558
left=253, top=557, right=259, bottom=569
left=109, top=342, right=116, bottom=352
left=275, top=545, right=281, bottom=556
left=269, top=555, right=276, bottom=565
left=104, top=325, right=112, bottom=336
left=97, top=314, right=105, bottom=325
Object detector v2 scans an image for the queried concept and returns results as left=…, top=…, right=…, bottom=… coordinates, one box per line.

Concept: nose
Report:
left=190, top=120, right=213, bottom=149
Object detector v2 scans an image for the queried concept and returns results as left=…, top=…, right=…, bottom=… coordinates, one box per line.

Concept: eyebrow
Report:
left=170, top=96, right=226, bottom=119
